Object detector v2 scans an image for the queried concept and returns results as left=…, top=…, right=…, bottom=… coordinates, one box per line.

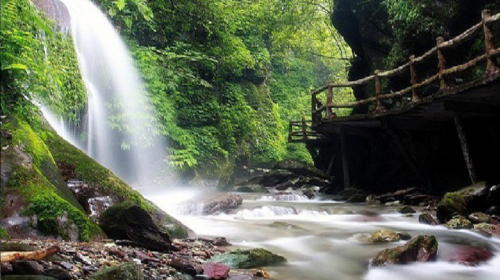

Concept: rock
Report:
left=486, top=206, right=500, bottom=215
left=272, top=160, right=328, bottom=179
left=473, top=223, right=500, bottom=236
left=213, top=237, right=231, bottom=247
left=202, top=194, right=243, bottom=215
left=436, top=182, right=488, bottom=223
left=88, top=262, right=144, bottom=280
left=365, top=195, right=380, bottom=205
left=1, top=276, right=58, bottom=280
left=235, top=186, right=266, bottom=193
left=371, top=235, right=438, bottom=267
left=268, top=222, right=304, bottom=230
left=210, top=248, right=286, bottom=269
left=397, top=232, right=412, bottom=240
left=1, top=262, right=14, bottom=274
left=385, top=201, right=400, bottom=206
left=257, top=170, right=296, bottom=187
left=43, top=268, right=74, bottom=280
left=418, top=213, right=437, bottom=225
left=369, top=229, right=400, bottom=243
left=99, top=202, right=172, bottom=252
left=167, top=258, right=202, bottom=276
left=333, top=188, right=367, bottom=202
left=446, top=246, right=494, bottom=266
left=201, top=262, right=230, bottom=280
left=397, top=206, right=416, bottom=214
left=468, top=212, right=490, bottom=224
left=12, top=261, right=45, bottom=275
left=445, top=216, right=473, bottom=230
left=253, top=270, right=270, bottom=278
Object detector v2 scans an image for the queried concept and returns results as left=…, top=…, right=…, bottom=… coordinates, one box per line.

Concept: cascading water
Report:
left=40, top=0, right=169, bottom=188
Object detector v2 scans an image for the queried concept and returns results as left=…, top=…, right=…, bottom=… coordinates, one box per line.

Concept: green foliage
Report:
left=0, top=0, right=86, bottom=122
left=27, top=193, right=100, bottom=241
left=0, top=227, right=11, bottom=240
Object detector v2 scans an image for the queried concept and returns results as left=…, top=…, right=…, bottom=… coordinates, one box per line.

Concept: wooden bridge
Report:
left=290, top=10, right=500, bottom=191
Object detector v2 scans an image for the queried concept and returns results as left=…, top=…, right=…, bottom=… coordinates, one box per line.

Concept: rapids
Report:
left=148, top=190, right=500, bottom=280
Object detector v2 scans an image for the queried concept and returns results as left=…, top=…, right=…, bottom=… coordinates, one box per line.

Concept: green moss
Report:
left=210, top=248, right=287, bottom=269
left=0, top=227, right=11, bottom=240
left=26, top=193, right=101, bottom=241
left=43, top=129, right=152, bottom=212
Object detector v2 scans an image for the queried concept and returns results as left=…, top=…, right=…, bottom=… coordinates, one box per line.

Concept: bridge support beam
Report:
left=454, top=114, right=477, bottom=184
left=340, top=126, right=350, bottom=189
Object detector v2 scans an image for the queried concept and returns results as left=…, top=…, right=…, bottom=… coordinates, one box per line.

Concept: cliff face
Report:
left=332, top=0, right=500, bottom=104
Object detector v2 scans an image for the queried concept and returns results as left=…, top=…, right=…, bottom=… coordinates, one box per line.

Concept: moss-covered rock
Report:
left=468, top=212, right=490, bottom=224
left=99, top=202, right=172, bottom=252
left=445, top=216, right=473, bottom=230
left=436, top=182, right=488, bottom=223
left=1, top=117, right=100, bottom=241
left=369, top=229, right=400, bottom=243
left=89, top=262, right=144, bottom=280
left=210, top=248, right=287, bottom=269
left=371, top=235, right=438, bottom=267
left=398, top=206, right=416, bottom=214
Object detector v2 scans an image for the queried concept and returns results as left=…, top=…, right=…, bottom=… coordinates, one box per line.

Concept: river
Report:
left=146, top=190, right=500, bottom=280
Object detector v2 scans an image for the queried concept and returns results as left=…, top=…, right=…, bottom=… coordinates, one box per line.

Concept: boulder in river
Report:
left=88, top=262, right=144, bottom=280
left=332, top=188, right=367, bottom=202
left=445, top=216, right=473, bottom=230
left=202, top=194, right=243, bottom=215
left=468, top=212, right=490, bottom=224
left=371, top=235, right=438, bottom=267
left=436, top=182, right=489, bottom=223
left=210, top=248, right=286, bottom=269
left=397, top=206, right=416, bottom=214
left=369, top=229, right=400, bottom=243
left=445, top=246, right=494, bottom=266
left=418, top=213, right=437, bottom=225
left=99, top=202, right=171, bottom=252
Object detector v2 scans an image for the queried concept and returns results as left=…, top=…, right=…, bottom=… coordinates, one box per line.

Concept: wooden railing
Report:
left=288, top=118, right=326, bottom=143
left=311, top=10, right=500, bottom=122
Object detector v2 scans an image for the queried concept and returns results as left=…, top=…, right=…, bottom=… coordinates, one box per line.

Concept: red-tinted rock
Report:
left=202, top=262, right=230, bottom=280
left=445, top=246, right=493, bottom=266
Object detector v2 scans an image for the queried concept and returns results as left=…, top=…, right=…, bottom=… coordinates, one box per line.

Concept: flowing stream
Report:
left=148, top=191, right=500, bottom=280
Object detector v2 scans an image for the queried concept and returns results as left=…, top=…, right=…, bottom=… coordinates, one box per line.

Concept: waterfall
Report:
left=40, top=0, right=168, bottom=188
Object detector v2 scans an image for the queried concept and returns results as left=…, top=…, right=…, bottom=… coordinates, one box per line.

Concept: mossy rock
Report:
left=89, top=262, right=144, bottom=280
left=445, top=216, right=473, bottom=230
left=436, top=192, right=468, bottom=223
left=398, top=206, right=416, bottom=214
left=468, top=212, right=490, bottom=224
left=2, top=276, right=58, bottom=280
left=99, top=202, right=172, bottom=252
left=273, top=159, right=328, bottom=179
left=1, top=116, right=100, bottom=241
left=369, top=229, right=401, bottom=243
left=371, top=235, right=438, bottom=267
left=210, top=248, right=287, bottom=269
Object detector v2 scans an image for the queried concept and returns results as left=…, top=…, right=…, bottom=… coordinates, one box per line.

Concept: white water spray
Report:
left=41, top=0, right=169, bottom=187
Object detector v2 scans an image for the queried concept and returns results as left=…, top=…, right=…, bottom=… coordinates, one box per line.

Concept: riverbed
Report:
left=147, top=190, right=500, bottom=280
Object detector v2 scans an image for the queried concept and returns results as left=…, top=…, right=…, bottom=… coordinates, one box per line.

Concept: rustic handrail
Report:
left=310, top=10, right=500, bottom=121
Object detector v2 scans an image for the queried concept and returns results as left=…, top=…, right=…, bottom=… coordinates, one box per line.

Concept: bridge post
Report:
left=436, top=37, right=447, bottom=89
left=311, top=90, right=317, bottom=122
left=339, top=126, right=350, bottom=189
left=454, top=114, right=477, bottom=184
left=326, top=85, right=334, bottom=119
left=374, top=70, right=386, bottom=112
left=302, top=117, right=308, bottom=142
left=482, top=9, right=500, bottom=75
left=409, top=55, right=420, bottom=102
